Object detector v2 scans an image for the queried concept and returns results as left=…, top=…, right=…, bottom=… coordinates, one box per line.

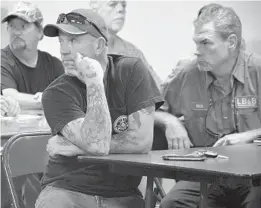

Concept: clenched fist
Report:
left=74, top=53, right=104, bottom=84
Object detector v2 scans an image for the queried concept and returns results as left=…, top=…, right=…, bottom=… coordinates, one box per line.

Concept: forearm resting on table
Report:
left=2, top=89, right=42, bottom=110
left=61, top=82, right=112, bottom=155
left=154, top=111, right=184, bottom=130
left=245, top=128, right=261, bottom=142
left=110, top=107, right=155, bottom=154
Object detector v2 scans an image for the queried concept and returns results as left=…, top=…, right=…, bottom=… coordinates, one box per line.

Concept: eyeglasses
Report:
left=56, top=12, right=108, bottom=42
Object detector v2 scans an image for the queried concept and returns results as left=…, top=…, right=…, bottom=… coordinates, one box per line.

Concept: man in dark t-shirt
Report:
left=1, top=1, right=64, bottom=110
left=35, top=9, right=164, bottom=208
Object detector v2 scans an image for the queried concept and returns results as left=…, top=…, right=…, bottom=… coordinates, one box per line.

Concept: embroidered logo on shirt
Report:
left=191, top=102, right=208, bottom=110
left=235, top=96, right=258, bottom=109
left=113, top=115, right=128, bottom=133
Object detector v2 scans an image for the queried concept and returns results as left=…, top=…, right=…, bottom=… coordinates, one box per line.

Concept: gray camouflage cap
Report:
left=1, top=1, right=43, bottom=25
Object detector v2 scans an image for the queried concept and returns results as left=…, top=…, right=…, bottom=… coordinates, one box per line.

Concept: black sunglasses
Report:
left=57, top=12, right=108, bottom=42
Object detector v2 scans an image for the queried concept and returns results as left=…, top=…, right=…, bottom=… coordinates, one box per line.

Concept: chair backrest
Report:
left=2, top=132, right=51, bottom=177
left=2, top=132, right=51, bottom=208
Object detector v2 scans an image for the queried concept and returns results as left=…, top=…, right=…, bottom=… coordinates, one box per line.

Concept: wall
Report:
left=1, top=1, right=261, bottom=80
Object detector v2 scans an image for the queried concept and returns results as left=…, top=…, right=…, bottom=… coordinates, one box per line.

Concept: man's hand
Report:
left=213, top=132, right=251, bottom=147
left=46, top=135, right=86, bottom=157
left=33, top=92, right=42, bottom=104
left=74, top=53, right=104, bottom=83
left=165, top=121, right=193, bottom=149
left=0, top=96, right=20, bottom=117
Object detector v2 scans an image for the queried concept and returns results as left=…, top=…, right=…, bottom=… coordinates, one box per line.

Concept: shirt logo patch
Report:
left=235, top=96, right=257, bottom=109
left=191, top=102, right=208, bottom=111
left=113, top=115, right=128, bottom=133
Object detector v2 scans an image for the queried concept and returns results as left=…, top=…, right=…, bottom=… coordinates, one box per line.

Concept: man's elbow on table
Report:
left=136, top=130, right=154, bottom=154
left=80, top=130, right=112, bottom=156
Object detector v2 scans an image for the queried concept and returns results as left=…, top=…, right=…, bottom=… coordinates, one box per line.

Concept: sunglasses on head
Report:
left=56, top=12, right=108, bottom=42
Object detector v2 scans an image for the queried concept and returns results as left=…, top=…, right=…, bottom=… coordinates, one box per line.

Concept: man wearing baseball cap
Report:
left=36, top=8, right=164, bottom=208
left=1, top=1, right=64, bottom=110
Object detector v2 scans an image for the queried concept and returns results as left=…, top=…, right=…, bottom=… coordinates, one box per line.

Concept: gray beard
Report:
left=10, top=38, right=26, bottom=51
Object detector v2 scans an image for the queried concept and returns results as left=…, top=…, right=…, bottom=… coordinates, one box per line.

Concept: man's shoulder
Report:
left=170, top=58, right=199, bottom=81
left=109, top=54, right=142, bottom=71
left=38, top=50, right=62, bottom=65
left=115, top=35, right=144, bottom=56
left=43, top=74, right=84, bottom=98
left=1, top=46, right=16, bottom=67
left=118, top=36, right=140, bottom=51
left=247, top=52, right=261, bottom=70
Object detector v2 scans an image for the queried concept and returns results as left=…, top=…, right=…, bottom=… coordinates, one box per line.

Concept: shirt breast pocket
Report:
left=109, top=106, right=128, bottom=134
left=237, top=108, right=261, bottom=130
left=192, top=109, right=208, bottom=118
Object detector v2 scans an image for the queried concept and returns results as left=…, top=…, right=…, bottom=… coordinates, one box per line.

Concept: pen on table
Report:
left=217, top=155, right=229, bottom=159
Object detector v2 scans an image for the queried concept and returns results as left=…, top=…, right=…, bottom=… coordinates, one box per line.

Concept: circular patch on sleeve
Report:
left=113, top=115, right=128, bottom=133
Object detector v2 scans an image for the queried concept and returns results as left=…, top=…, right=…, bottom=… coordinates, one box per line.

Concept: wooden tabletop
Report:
left=78, top=144, right=261, bottom=186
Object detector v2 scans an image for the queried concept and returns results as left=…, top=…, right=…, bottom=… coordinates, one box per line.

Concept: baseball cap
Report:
left=43, top=9, right=108, bottom=42
left=1, top=1, right=43, bottom=26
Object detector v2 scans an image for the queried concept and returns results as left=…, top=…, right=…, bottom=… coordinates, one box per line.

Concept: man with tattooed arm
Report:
left=35, top=9, right=163, bottom=208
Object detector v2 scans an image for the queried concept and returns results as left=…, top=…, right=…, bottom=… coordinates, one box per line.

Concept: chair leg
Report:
left=154, top=178, right=166, bottom=199
left=145, top=176, right=155, bottom=208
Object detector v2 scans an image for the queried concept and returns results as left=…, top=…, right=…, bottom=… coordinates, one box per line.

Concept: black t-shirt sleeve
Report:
left=42, top=83, right=85, bottom=135
left=1, top=52, right=17, bottom=91
left=126, top=59, right=164, bottom=115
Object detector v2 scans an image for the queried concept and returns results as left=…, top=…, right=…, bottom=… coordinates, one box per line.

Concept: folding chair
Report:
left=2, top=132, right=51, bottom=208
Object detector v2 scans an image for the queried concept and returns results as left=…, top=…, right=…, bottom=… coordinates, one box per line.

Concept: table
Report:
left=78, top=144, right=261, bottom=208
left=1, top=110, right=50, bottom=145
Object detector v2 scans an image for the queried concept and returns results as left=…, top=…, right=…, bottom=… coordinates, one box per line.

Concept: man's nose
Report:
left=60, top=42, right=71, bottom=56
left=116, top=2, right=126, bottom=13
left=194, top=46, right=202, bottom=57
left=11, top=27, right=23, bottom=35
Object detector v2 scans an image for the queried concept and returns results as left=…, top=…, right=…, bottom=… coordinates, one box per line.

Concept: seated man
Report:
left=0, top=95, right=20, bottom=117
left=36, top=8, right=163, bottom=208
left=1, top=1, right=64, bottom=111
left=155, top=3, right=261, bottom=208
left=89, top=0, right=162, bottom=88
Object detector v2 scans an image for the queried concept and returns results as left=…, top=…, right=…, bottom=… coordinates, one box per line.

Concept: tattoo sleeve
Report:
left=61, top=81, right=111, bottom=155
left=110, top=105, right=155, bottom=154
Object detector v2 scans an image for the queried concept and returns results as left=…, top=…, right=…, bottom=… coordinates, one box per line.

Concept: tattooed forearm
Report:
left=80, top=82, right=111, bottom=154
left=110, top=105, right=155, bottom=154
left=110, top=131, right=140, bottom=153
left=61, top=82, right=111, bottom=155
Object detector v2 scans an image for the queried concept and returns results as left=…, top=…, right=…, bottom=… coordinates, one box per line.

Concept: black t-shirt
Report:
left=41, top=54, right=164, bottom=197
left=1, top=46, right=64, bottom=94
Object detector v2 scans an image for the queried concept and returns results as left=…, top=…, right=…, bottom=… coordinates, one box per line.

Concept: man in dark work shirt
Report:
left=35, top=8, right=163, bottom=208
left=1, top=1, right=64, bottom=110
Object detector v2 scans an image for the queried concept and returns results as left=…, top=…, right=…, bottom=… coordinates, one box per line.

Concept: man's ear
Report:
left=36, top=24, right=44, bottom=40
left=95, top=37, right=107, bottom=54
left=227, top=34, right=238, bottom=50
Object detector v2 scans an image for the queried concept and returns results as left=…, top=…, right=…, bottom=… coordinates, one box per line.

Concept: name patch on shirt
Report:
left=191, top=102, right=208, bottom=110
left=235, top=96, right=258, bottom=109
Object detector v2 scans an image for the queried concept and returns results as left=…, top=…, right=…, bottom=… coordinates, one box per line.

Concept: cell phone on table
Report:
left=162, top=154, right=206, bottom=161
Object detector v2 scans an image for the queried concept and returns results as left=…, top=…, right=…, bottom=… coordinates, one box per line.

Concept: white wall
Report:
left=1, top=1, right=261, bottom=80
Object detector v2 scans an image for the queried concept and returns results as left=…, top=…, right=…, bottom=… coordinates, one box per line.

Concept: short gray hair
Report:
left=88, top=0, right=106, bottom=11
left=194, top=4, right=242, bottom=49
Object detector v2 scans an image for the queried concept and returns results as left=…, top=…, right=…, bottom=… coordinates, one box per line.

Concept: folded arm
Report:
left=2, top=88, right=42, bottom=110
left=60, top=81, right=112, bottom=156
